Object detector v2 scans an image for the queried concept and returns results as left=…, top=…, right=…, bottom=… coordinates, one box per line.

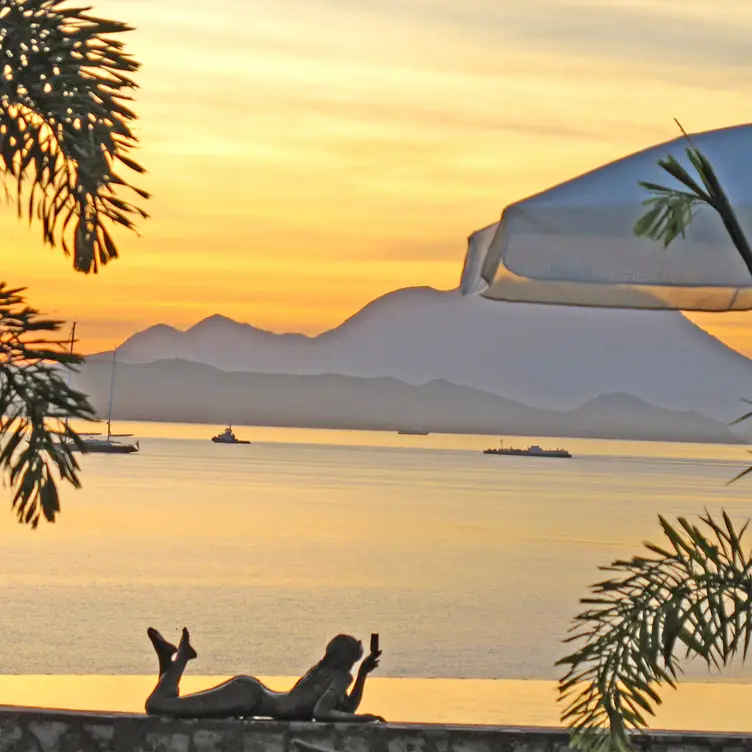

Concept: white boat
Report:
left=65, top=326, right=139, bottom=454
left=74, top=431, right=139, bottom=454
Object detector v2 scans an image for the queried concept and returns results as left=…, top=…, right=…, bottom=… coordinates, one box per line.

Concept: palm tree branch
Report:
left=0, top=0, right=150, bottom=273
left=0, top=282, right=95, bottom=527
left=634, top=122, right=752, bottom=275
left=558, top=512, right=752, bottom=752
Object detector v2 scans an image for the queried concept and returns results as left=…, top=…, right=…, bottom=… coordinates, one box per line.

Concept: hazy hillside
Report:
left=72, top=359, right=740, bottom=444
left=103, top=287, right=752, bottom=421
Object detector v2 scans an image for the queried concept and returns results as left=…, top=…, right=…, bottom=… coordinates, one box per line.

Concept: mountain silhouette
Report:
left=71, top=360, right=739, bottom=444
left=104, top=286, right=752, bottom=421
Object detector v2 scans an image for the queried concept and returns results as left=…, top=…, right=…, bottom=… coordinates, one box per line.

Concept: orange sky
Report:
left=3, top=0, right=752, bottom=353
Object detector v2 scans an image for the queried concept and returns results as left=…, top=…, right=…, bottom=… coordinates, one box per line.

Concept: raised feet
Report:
left=178, top=627, right=198, bottom=661
left=148, top=627, right=178, bottom=675
left=148, top=627, right=178, bottom=659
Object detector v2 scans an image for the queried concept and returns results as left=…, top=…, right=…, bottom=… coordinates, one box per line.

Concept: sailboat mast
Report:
left=106, top=349, right=117, bottom=442
left=64, top=322, right=76, bottom=433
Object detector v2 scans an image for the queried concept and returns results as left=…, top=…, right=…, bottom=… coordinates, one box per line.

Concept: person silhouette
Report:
left=144, top=627, right=385, bottom=722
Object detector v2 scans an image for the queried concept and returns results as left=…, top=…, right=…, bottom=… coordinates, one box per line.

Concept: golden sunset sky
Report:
left=3, top=0, right=752, bottom=353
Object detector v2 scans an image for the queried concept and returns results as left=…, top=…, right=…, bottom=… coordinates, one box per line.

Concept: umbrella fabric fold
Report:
left=461, top=123, right=752, bottom=311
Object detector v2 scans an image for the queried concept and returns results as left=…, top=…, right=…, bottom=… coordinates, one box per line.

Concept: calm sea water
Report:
left=2, top=423, right=752, bottom=728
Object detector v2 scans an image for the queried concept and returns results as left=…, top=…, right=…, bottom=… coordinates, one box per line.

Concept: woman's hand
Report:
left=360, top=713, right=386, bottom=723
left=359, top=650, right=382, bottom=674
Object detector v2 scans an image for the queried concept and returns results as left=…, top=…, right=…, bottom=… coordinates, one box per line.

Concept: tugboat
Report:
left=484, top=439, right=571, bottom=458
left=211, top=425, right=251, bottom=444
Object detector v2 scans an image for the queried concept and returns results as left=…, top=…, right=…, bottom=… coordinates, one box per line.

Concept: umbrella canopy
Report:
left=460, top=124, right=752, bottom=310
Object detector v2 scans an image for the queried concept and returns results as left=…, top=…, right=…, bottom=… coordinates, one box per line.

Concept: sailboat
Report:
left=65, top=326, right=139, bottom=455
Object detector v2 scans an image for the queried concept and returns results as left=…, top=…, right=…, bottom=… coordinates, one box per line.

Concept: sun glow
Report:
left=2, top=0, right=752, bottom=353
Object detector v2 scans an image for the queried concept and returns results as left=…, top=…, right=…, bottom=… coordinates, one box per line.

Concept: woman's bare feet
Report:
left=177, top=627, right=197, bottom=661
left=147, top=626, right=178, bottom=673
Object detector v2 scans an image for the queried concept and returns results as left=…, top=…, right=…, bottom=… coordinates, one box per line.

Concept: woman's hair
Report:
left=321, top=634, right=361, bottom=668
left=290, top=634, right=362, bottom=695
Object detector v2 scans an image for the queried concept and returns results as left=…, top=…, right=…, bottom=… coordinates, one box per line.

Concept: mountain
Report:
left=102, top=286, right=752, bottom=422
left=71, top=359, right=739, bottom=444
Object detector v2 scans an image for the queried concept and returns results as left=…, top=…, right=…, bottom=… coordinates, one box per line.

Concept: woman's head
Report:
left=323, top=634, right=363, bottom=669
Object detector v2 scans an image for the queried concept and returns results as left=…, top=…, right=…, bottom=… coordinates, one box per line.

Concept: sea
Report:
left=2, top=422, right=752, bottom=730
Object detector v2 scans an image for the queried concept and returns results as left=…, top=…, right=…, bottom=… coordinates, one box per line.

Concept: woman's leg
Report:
left=147, top=627, right=177, bottom=677
left=149, top=627, right=197, bottom=699
left=144, top=629, right=266, bottom=718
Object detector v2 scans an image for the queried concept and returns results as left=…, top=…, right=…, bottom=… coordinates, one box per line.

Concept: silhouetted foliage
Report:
left=559, top=511, right=752, bottom=752
left=0, top=0, right=146, bottom=525
left=0, top=284, right=93, bottom=526
left=0, top=0, right=148, bottom=271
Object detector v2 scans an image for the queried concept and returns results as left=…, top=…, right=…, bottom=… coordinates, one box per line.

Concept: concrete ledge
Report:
left=2, top=706, right=752, bottom=752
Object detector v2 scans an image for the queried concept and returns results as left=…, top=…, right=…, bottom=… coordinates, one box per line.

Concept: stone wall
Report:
left=1, top=707, right=750, bottom=752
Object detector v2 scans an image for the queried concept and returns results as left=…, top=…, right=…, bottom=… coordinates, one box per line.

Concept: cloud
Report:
left=368, top=0, right=752, bottom=75
left=101, top=1, right=750, bottom=75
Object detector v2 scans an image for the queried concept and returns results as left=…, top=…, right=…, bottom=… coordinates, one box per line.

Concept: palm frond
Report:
left=634, top=122, right=752, bottom=276
left=633, top=188, right=701, bottom=249
left=730, top=411, right=752, bottom=427
left=727, top=401, right=752, bottom=485
left=0, top=283, right=94, bottom=527
left=0, top=0, right=148, bottom=272
left=558, top=510, right=752, bottom=752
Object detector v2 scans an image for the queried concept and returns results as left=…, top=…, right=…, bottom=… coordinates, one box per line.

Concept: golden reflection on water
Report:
left=1, top=676, right=752, bottom=732
left=2, top=425, right=752, bottom=682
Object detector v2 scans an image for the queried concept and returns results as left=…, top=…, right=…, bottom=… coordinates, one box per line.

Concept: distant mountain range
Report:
left=98, top=286, right=752, bottom=425
left=72, top=359, right=740, bottom=444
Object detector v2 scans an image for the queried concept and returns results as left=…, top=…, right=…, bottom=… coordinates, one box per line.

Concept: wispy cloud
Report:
left=356, top=0, right=752, bottom=74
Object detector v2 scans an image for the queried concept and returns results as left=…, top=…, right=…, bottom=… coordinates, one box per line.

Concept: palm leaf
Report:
left=634, top=189, right=700, bottom=248
left=0, top=1, right=144, bottom=526
left=558, top=511, right=752, bottom=752
left=0, top=284, right=95, bottom=527
left=634, top=121, right=752, bottom=275
left=0, top=0, right=149, bottom=273
left=727, top=401, right=752, bottom=484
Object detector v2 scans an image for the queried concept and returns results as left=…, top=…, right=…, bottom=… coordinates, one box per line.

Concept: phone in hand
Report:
left=370, top=632, right=380, bottom=654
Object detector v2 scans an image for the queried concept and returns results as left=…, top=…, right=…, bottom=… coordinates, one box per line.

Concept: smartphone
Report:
left=370, top=632, right=380, bottom=654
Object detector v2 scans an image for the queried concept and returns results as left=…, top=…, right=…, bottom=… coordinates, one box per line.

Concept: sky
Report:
left=3, top=0, right=752, bottom=353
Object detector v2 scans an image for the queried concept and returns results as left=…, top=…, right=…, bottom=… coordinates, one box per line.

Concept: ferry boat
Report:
left=484, top=440, right=571, bottom=459
left=211, top=425, right=251, bottom=444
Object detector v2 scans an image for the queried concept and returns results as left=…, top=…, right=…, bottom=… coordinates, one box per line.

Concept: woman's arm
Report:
left=313, top=672, right=385, bottom=723
left=346, top=650, right=381, bottom=712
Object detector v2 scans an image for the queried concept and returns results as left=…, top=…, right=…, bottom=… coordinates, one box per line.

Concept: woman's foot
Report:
left=177, top=627, right=197, bottom=661
left=147, top=627, right=178, bottom=665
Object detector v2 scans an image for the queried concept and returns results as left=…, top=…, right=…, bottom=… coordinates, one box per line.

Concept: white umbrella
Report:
left=460, top=123, right=752, bottom=310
